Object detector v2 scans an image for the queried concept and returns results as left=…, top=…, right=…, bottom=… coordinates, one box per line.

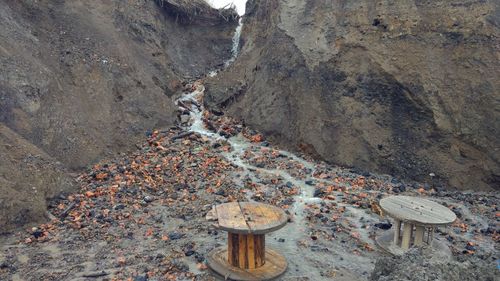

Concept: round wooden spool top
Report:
left=380, top=195, right=457, bottom=226
left=206, top=202, right=288, bottom=235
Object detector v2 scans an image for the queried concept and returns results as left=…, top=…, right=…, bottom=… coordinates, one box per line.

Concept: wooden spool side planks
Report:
left=206, top=202, right=289, bottom=280
left=208, top=247, right=287, bottom=281
left=228, top=233, right=265, bottom=269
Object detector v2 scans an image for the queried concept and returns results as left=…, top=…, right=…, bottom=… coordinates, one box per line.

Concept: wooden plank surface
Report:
left=228, top=233, right=239, bottom=266
left=247, top=234, right=256, bottom=269
left=243, top=203, right=281, bottom=233
left=254, top=234, right=265, bottom=267
left=227, top=233, right=266, bottom=269
left=401, top=223, right=413, bottom=249
left=210, top=202, right=288, bottom=234
left=238, top=234, right=247, bottom=268
left=414, top=225, right=425, bottom=245
left=215, top=203, right=250, bottom=233
left=380, top=196, right=456, bottom=225
left=393, top=220, right=401, bottom=245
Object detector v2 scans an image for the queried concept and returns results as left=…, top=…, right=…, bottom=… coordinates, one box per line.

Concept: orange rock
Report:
left=251, top=134, right=264, bottom=142
left=95, top=172, right=108, bottom=180
left=197, top=263, right=208, bottom=270
left=117, top=256, right=126, bottom=266
left=85, top=191, right=95, bottom=198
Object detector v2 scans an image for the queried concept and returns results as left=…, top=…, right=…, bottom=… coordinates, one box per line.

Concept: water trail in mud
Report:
left=176, top=81, right=379, bottom=277
left=175, top=4, right=398, bottom=276
left=174, top=8, right=381, bottom=275
left=173, top=14, right=498, bottom=276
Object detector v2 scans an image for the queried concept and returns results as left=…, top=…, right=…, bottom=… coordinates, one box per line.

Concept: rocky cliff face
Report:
left=0, top=0, right=237, bottom=232
left=206, top=0, right=500, bottom=190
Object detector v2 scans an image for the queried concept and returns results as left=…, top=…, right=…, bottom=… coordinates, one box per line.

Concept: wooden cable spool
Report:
left=206, top=202, right=288, bottom=281
left=376, top=195, right=457, bottom=255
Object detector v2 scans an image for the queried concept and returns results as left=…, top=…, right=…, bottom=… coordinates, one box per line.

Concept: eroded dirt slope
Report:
left=0, top=0, right=237, bottom=232
left=0, top=124, right=74, bottom=234
left=205, top=0, right=500, bottom=190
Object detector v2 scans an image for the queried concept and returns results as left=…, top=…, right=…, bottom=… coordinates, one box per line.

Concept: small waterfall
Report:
left=207, top=1, right=245, bottom=67
left=224, top=18, right=243, bottom=67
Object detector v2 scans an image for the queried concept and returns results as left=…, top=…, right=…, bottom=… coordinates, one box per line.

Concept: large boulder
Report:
left=205, top=0, right=500, bottom=190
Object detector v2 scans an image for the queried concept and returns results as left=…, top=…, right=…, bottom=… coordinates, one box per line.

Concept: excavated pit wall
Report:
left=0, top=0, right=237, bottom=233
left=205, top=0, right=500, bottom=191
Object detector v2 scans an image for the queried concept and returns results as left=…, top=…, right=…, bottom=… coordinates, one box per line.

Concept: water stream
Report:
left=176, top=84, right=377, bottom=278
left=173, top=6, right=384, bottom=276
left=175, top=4, right=498, bottom=278
left=224, top=18, right=243, bottom=67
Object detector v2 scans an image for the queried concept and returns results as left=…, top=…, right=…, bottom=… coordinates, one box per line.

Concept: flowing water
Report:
left=175, top=17, right=380, bottom=273
left=174, top=5, right=498, bottom=279
left=224, top=18, right=243, bottom=67
left=176, top=80, right=379, bottom=278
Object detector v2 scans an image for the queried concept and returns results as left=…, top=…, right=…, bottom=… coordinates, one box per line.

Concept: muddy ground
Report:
left=1, top=80, right=498, bottom=281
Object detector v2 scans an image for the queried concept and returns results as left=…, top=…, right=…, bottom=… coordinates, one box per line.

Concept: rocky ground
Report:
left=1, top=79, right=498, bottom=281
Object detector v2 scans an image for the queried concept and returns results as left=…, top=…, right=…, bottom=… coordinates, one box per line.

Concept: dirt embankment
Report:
left=0, top=0, right=237, bottom=233
left=205, top=0, right=500, bottom=191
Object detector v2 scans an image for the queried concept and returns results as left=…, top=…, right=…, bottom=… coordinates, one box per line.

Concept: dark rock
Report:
left=168, top=232, right=185, bottom=240
left=313, top=188, right=326, bottom=198
left=0, top=261, right=9, bottom=269
left=114, top=204, right=126, bottom=210
left=184, top=250, right=195, bottom=256
left=465, top=244, right=476, bottom=251
left=374, top=222, right=392, bottom=230
left=32, top=229, right=44, bottom=238
left=134, top=275, right=148, bottom=281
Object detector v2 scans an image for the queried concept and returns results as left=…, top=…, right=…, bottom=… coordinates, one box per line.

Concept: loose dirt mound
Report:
left=371, top=246, right=498, bottom=281
left=0, top=124, right=75, bottom=234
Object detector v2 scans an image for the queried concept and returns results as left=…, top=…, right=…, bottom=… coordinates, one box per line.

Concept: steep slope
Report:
left=205, top=0, right=500, bottom=190
left=0, top=124, right=74, bottom=234
left=0, top=0, right=237, bottom=232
